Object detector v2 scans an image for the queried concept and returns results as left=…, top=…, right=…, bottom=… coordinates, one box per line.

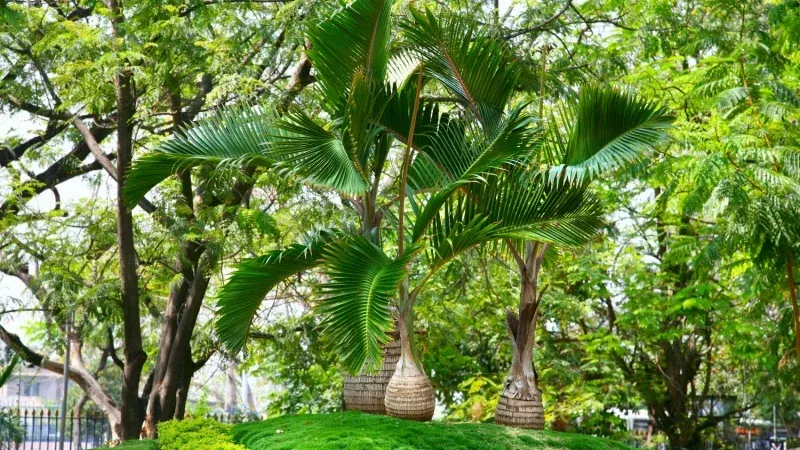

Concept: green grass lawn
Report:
left=231, top=411, right=632, bottom=450
left=109, top=440, right=157, bottom=449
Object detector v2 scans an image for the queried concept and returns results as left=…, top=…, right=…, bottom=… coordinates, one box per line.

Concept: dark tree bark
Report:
left=107, top=0, right=147, bottom=440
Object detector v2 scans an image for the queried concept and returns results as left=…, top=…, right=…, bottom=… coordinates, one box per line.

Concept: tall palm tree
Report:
left=122, top=1, right=609, bottom=421
left=125, top=0, right=409, bottom=416
left=487, top=87, right=673, bottom=429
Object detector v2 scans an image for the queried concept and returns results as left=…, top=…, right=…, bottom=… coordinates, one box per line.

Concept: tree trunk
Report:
left=173, top=347, right=193, bottom=420
left=494, top=310, right=544, bottom=429
left=343, top=335, right=400, bottom=414
left=225, top=360, right=240, bottom=414
left=107, top=0, right=147, bottom=440
left=72, top=394, right=88, bottom=448
left=384, top=311, right=435, bottom=421
left=787, top=253, right=800, bottom=359
left=0, top=325, right=123, bottom=439
left=156, top=264, right=210, bottom=421
left=495, top=264, right=544, bottom=429
left=114, top=67, right=146, bottom=442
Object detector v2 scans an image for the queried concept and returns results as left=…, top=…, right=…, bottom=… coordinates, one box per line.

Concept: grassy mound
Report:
left=158, top=418, right=246, bottom=450
left=232, top=411, right=632, bottom=450
left=109, top=441, right=157, bottom=449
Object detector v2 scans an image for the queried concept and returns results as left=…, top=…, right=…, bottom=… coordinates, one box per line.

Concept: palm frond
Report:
left=271, top=110, right=369, bottom=194
left=373, top=83, right=446, bottom=151
left=317, top=235, right=415, bottom=373
left=307, top=0, right=393, bottom=110
left=548, top=86, right=673, bottom=184
left=124, top=104, right=276, bottom=207
left=0, top=355, right=19, bottom=388
left=401, top=8, right=519, bottom=130
left=424, top=171, right=604, bottom=272
left=411, top=107, right=541, bottom=242
left=216, top=229, right=339, bottom=353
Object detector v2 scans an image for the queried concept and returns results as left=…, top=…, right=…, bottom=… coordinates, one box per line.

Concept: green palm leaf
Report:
left=317, top=235, right=415, bottom=373
left=426, top=171, right=604, bottom=269
left=271, top=110, right=368, bottom=194
left=372, top=83, right=445, bottom=151
left=216, top=229, right=339, bottom=353
left=124, top=104, right=276, bottom=207
left=411, top=107, right=541, bottom=242
left=307, top=0, right=393, bottom=110
left=0, top=355, right=19, bottom=388
left=401, top=8, right=520, bottom=130
left=548, top=86, right=673, bottom=184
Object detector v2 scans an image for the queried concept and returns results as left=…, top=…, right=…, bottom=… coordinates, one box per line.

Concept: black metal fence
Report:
left=1, top=408, right=111, bottom=450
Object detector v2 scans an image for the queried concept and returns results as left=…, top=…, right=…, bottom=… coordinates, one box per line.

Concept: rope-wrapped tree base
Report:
left=343, top=339, right=401, bottom=414
left=494, top=391, right=544, bottom=429
left=384, top=371, right=435, bottom=421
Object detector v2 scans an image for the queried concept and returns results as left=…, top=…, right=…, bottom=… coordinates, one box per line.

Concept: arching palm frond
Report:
left=425, top=172, right=604, bottom=270
left=373, top=83, right=446, bottom=151
left=401, top=8, right=520, bottom=131
left=411, top=107, right=541, bottom=242
left=216, top=229, right=340, bottom=353
left=271, top=110, right=369, bottom=194
left=317, top=235, right=417, bottom=373
left=124, top=105, right=276, bottom=207
left=307, top=0, right=393, bottom=111
left=547, top=86, right=673, bottom=184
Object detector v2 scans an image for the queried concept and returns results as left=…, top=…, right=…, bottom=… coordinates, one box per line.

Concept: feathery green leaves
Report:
left=124, top=105, right=276, bottom=207
left=216, top=230, right=339, bottom=353
left=317, top=235, right=415, bottom=373
left=548, top=86, right=673, bottom=184
left=307, top=0, right=393, bottom=110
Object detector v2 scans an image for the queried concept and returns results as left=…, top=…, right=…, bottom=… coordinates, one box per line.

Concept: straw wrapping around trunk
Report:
left=494, top=391, right=544, bottom=429
left=384, top=371, right=435, bottom=421
left=343, top=339, right=401, bottom=414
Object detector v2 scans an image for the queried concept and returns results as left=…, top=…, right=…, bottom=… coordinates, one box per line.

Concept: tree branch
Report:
left=180, top=0, right=287, bottom=17
left=503, top=0, right=572, bottom=39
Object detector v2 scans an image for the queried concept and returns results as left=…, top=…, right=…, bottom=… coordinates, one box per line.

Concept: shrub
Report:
left=158, top=418, right=245, bottom=450
left=0, top=411, right=24, bottom=449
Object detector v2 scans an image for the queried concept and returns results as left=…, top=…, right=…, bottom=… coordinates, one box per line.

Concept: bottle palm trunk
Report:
left=495, top=264, right=545, bottom=429
left=343, top=335, right=401, bottom=414
left=384, top=312, right=435, bottom=421
left=494, top=323, right=544, bottom=429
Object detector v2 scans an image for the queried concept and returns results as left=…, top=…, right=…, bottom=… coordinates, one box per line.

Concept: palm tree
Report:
left=123, top=1, right=606, bottom=421
left=488, top=87, right=673, bottom=428
left=124, top=0, right=407, bottom=415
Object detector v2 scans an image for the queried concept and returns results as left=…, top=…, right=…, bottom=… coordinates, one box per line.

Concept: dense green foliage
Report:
left=158, top=419, right=246, bottom=450
left=1, top=0, right=799, bottom=447
left=231, top=412, right=632, bottom=450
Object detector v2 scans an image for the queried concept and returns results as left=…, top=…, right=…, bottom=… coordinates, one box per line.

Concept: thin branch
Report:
left=503, top=0, right=572, bottom=39
left=180, top=0, right=286, bottom=17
